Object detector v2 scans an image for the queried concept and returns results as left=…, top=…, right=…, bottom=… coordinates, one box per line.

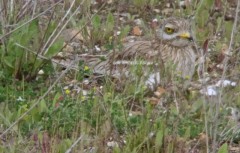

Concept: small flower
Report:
left=215, top=79, right=237, bottom=87
left=95, top=45, right=101, bottom=52
left=109, top=36, right=113, bottom=41
left=152, top=18, right=158, bottom=22
left=38, top=69, right=44, bottom=75
left=17, top=96, right=25, bottom=102
left=185, top=75, right=190, bottom=80
left=81, top=96, right=85, bottom=101
left=65, top=89, right=71, bottom=95
left=84, top=66, right=89, bottom=71
left=200, top=86, right=217, bottom=96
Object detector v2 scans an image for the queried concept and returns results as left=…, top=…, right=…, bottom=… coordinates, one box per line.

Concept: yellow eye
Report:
left=164, top=27, right=174, bottom=34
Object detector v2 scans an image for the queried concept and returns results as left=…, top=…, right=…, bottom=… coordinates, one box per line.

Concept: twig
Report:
left=65, top=135, right=84, bottom=153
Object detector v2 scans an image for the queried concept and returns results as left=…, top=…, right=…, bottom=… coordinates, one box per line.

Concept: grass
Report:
left=0, top=0, right=240, bottom=152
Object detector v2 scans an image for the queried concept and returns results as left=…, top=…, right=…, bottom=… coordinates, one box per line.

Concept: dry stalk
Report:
left=0, top=1, right=62, bottom=39
left=40, top=0, right=78, bottom=55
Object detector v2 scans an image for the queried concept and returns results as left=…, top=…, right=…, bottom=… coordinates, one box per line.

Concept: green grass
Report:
left=0, top=0, right=239, bottom=152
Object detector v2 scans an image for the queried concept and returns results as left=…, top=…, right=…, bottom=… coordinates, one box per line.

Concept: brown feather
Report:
left=82, top=18, right=198, bottom=85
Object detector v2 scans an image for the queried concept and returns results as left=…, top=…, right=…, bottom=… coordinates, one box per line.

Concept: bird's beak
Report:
left=179, top=32, right=193, bottom=41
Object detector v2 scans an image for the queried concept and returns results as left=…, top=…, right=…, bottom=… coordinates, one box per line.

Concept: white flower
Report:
left=38, top=70, right=44, bottom=75
left=152, top=18, right=158, bottom=22
left=95, top=45, right=101, bottom=52
left=17, top=96, right=25, bottom=102
left=216, top=79, right=237, bottom=87
left=200, top=86, right=217, bottom=96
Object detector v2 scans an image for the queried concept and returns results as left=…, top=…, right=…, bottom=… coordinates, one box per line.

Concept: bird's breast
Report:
left=161, top=45, right=197, bottom=78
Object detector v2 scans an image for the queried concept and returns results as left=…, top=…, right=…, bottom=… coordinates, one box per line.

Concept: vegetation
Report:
left=0, top=0, right=240, bottom=152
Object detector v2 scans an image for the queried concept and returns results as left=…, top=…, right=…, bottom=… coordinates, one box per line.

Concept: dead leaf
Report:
left=60, top=28, right=85, bottom=42
left=202, top=39, right=209, bottom=55
left=198, top=132, right=209, bottom=146
left=148, top=97, right=161, bottom=106
left=62, top=43, right=74, bottom=53
left=154, top=87, right=166, bottom=98
left=132, top=26, right=142, bottom=36
left=221, top=44, right=232, bottom=56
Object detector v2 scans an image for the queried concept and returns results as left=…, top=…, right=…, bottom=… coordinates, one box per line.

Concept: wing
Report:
left=81, top=41, right=166, bottom=77
left=99, top=41, right=165, bottom=77
left=112, top=41, right=163, bottom=61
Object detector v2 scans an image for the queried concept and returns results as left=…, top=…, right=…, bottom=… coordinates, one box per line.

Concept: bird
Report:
left=81, top=17, right=198, bottom=89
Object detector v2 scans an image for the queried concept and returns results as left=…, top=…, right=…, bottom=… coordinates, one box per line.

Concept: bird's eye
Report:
left=164, top=27, right=174, bottom=34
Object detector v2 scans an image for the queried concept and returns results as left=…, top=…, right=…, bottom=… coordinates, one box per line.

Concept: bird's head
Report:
left=156, top=18, right=194, bottom=47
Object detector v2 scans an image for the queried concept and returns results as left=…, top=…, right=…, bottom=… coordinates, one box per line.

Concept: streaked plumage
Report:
left=82, top=18, right=197, bottom=87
